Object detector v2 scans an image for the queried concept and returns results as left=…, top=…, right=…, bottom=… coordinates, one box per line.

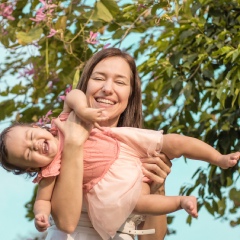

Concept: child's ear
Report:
left=26, top=167, right=40, bottom=172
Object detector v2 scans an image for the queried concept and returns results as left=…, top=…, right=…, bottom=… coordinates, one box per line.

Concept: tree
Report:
left=1, top=0, right=240, bottom=232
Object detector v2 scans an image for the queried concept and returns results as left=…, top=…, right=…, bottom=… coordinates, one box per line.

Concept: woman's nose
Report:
left=102, top=80, right=113, bottom=95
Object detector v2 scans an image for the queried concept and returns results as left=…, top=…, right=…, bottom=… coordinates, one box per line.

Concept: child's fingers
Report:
left=96, top=116, right=109, bottom=122
left=53, top=118, right=65, bottom=132
left=94, top=122, right=104, bottom=130
left=35, top=221, right=50, bottom=232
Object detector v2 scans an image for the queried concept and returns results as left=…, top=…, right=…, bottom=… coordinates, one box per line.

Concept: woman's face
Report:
left=86, top=57, right=132, bottom=127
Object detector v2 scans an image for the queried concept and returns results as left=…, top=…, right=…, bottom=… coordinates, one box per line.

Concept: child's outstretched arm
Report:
left=161, top=134, right=240, bottom=168
left=34, top=177, right=56, bottom=232
left=63, top=89, right=108, bottom=125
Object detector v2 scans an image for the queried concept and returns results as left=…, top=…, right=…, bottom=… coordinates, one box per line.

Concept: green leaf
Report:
left=16, top=27, right=43, bottom=45
left=93, top=1, right=113, bottom=22
left=55, top=16, right=67, bottom=31
left=72, top=69, right=80, bottom=89
left=101, top=0, right=119, bottom=16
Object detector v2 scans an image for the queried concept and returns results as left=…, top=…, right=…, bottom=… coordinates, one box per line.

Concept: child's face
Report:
left=5, top=126, right=59, bottom=170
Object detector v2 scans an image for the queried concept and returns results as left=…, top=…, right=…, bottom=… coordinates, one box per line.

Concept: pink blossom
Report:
left=18, top=65, right=35, bottom=78
left=30, top=0, right=57, bottom=23
left=30, top=7, right=46, bottom=22
left=58, top=95, right=66, bottom=101
left=46, top=110, right=53, bottom=117
left=58, top=85, right=72, bottom=101
left=48, top=81, right=53, bottom=89
left=0, top=3, right=15, bottom=21
left=103, top=43, right=111, bottom=49
left=86, top=31, right=99, bottom=45
left=47, top=28, right=57, bottom=37
left=39, top=0, right=57, bottom=10
left=65, top=85, right=72, bottom=94
left=37, top=109, right=53, bottom=126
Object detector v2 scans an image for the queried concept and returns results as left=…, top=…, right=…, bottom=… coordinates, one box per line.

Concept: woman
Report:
left=47, top=48, right=172, bottom=240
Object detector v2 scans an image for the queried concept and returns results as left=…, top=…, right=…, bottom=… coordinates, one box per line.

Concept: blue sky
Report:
left=1, top=38, right=240, bottom=239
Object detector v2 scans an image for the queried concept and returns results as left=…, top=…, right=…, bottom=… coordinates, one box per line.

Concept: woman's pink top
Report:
left=33, top=113, right=163, bottom=240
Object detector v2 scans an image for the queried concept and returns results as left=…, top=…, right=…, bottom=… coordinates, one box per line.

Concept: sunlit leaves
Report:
left=16, top=27, right=43, bottom=45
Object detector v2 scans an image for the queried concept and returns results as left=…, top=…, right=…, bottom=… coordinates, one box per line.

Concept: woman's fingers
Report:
left=141, top=167, right=165, bottom=184
left=141, top=153, right=172, bottom=193
left=141, top=156, right=171, bottom=177
left=157, top=153, right=172, bottom=168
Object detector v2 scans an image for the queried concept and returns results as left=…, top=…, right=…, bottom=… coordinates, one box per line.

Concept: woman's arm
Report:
left=139, top=153, right=172, bottom=240
left=50, top=112, right=91, bottom=233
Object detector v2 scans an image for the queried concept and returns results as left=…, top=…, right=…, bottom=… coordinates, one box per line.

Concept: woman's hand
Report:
left=141, top=153, right=172, bottom=194
left=54, top=111, right=92, bottom=145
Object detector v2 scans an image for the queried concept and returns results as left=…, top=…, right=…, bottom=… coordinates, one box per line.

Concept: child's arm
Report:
left=161, top=134, right=240, bottom=169
left=63, top=89, right=108, bottom=125
left=34, top=177, right=56, bottom=232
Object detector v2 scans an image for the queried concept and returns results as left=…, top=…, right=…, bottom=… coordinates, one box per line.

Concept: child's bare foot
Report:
left=180, top=196, right=198, bottom=218
left=218, top=152, right=240, bottom=169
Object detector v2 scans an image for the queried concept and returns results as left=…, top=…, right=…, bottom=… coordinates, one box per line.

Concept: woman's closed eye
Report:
left=115, top=80, right=126, bottom=85
left=93, top=77, right=104, bottom=81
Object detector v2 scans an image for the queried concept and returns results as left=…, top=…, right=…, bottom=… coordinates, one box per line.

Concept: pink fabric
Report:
left=86, top=127, right=163, bottom=239
left=82, top=129, right=120, bottom=192
left=33, top=113, right=163, bottom=240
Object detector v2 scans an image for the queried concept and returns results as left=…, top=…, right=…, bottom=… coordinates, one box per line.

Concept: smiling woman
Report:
left=86, top=57, right=132, bottom=127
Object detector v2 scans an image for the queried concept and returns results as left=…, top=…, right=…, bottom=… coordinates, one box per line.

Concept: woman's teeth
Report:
left=96, top=98, right=114, bottom=105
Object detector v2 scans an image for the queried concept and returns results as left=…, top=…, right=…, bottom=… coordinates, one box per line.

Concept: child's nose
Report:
left=33, top=141, right=39, bottom=151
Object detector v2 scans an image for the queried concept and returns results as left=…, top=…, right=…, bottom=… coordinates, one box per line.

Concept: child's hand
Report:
left=81, top=108, right=109, bottom=124
left=218, top=152, right=240, bottom=169
left=34, top=213, right=50, bottom=232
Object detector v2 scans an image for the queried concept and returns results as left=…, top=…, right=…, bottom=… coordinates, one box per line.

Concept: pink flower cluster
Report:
left=37, top=110, right=53, bottom=126
left=0, top=2, right=15, bottom=21
left=86, top=31, right=99, bottom=45
left=59, top=85, right=72, bottom=101
left=18, top=65, right=35, bottom=78
left=86, top=31, right=110, bottom=48
left=30, top=0, right=57, bottom=38
left=30, top=0, right=57, bottom=23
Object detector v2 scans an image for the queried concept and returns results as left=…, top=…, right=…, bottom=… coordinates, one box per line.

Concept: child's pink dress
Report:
left=34, top=114, right=163, bottom=240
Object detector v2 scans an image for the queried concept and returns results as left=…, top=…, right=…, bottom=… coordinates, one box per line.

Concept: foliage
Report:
left=1, top=0, right=240, bottom=232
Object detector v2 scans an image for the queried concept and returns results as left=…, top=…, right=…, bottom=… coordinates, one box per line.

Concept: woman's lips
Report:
left=96, top=98, right=115, bottom=105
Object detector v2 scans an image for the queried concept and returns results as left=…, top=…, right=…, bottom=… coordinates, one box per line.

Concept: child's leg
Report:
left=134, top=183, right=198, bottom=218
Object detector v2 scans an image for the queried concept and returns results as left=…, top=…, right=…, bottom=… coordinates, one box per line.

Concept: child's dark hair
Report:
left=0, top=122, right=49, bottom=178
